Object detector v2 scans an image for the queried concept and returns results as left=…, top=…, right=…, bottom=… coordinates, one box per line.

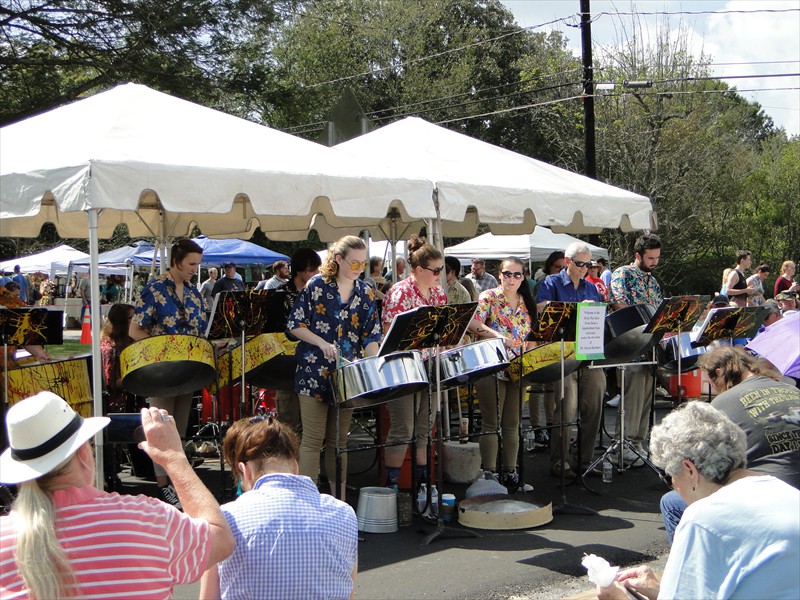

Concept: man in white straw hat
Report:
left=0, top=392, right=234, bottom=599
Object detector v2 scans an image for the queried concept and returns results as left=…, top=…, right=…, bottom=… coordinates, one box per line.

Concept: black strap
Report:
left=11, top=413, right=84, bottom=461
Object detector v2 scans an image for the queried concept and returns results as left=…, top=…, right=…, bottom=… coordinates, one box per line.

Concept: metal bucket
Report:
left=356, top=487, right=398, bottom=533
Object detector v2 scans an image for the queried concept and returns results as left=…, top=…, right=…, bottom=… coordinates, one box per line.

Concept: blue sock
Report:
left=385, top=466, right=401, bottom=487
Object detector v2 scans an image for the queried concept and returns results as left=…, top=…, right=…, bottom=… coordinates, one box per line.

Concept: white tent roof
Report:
left=337, top=117, right=656, bottom=234
left=445, top=228, right=608, bottom=262
left=0, top=83, right=435, bottom=240
left=0, top=244, right=88, bottom=275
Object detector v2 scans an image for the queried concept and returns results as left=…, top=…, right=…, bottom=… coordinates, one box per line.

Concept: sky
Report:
left=499, top=0, right=800, bottom=136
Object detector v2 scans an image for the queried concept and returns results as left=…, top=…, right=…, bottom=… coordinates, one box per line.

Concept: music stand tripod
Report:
left=527, top=302, right=597, bottom=515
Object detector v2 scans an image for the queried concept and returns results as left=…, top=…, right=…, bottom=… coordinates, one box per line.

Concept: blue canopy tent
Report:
left=190, top=236, right=288, bottom=267
left=69, top=240, right=156, bottom=271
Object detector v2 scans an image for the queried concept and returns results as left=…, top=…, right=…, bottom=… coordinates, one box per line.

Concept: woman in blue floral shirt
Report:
left=287, top=236, right=381, bottom=497
left=130, top=238, right=207, bottom=508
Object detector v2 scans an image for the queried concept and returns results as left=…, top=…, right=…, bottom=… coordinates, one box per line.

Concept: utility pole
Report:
left=580, top=0, right=596, bottom=180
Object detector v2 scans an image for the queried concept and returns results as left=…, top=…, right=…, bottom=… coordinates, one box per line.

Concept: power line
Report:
left=302, top=15, right=572, bottom=89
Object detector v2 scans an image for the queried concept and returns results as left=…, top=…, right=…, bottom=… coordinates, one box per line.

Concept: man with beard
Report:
left=609, top=233, right=663, bottom=466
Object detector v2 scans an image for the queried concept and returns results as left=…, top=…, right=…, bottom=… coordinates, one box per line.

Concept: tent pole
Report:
left=88, top=209, right=105, bottom=489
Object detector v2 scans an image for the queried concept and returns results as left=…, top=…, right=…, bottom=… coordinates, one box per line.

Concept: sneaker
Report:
left=621, top=447, right=644, bottom=468
left=190, top=457, right=205, bottom=468
left=159, top=484, right=183, bottom=510
left=534, top=429, right=550, bottom=447
left=501, top=469, right=534, bottom=493
left=655, top=386, right=670, bottom=397
left=606, top=394, right=620, bottom=408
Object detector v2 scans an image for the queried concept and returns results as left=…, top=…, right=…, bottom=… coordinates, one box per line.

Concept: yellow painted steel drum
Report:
left=6, top=355, right=93, bottom=417
left=248, top=333, right=299, bottom=391
left=121, top=334, right=215, bottom=397
left=507, top=342, right=581, bottom=384
left=211, top=333, right=284, bottom=392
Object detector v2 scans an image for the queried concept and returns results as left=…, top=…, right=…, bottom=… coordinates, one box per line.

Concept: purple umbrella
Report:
left=746, top=311, right=800, bottom=377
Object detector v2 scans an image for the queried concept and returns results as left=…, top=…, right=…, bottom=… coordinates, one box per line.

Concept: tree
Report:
left=0, top=0, right=296, bottom=125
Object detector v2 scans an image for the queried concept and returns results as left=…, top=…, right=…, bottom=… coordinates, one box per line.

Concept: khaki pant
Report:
left=275, top=389, right=302, bottom=434
left=614, top=365, right=654, bottom=445
left=147, top=394, right=193, bottom=478
left=550, top=366, right=605, bottom=469
left=474, top=377, right=521, bottom=472
left=298, top=394, right=352, bottom=484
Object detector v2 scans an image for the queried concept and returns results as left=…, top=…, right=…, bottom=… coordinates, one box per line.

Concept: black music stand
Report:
left=693, top=306, right=769, bottom=348
left=206, top=290, right=287, bottom=419
left=645, top=295, right=706, bottom=401
left=377, top=302, right=481, bottom=545
left=1, top=308, right=63, bottom=408
left=527, top=302, right=597, bottom=515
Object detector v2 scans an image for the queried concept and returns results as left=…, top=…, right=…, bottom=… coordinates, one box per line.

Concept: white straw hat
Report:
left=0, top=392, right=110, bottom=485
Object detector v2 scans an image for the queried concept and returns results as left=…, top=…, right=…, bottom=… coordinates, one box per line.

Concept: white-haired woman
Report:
left=597, top=401, right=800, bottom=600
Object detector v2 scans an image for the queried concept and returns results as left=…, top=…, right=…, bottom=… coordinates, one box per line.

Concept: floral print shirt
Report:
left=473, top=286, right=532, bottom=380
left=610, top=263, right=663, bottom=309
left=382, top=276, right=447, bottom=359
left=133, top=272, right=208, bottom=337
left=287, top=275, right=381, bottom=405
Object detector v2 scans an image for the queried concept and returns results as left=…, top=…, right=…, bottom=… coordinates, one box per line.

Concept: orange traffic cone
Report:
left=80, top=312, right=92, bottom=344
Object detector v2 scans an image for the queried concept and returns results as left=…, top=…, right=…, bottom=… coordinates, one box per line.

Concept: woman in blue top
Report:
left=287, top=236, right=381, bottom=497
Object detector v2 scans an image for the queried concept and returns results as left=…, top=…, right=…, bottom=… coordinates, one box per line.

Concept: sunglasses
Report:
left=344, top=259, right=368, bottom=271
left=422, top=266, right=444, bottom=276
left=571, top=260, right=592, bottom=268
left=501, top=271, right=524, bottom=279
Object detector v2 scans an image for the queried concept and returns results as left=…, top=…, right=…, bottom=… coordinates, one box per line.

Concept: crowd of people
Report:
left=1, top=232, right=797, bottom=599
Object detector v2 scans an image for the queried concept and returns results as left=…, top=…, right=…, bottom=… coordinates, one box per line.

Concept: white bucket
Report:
left=356, top=487, right=398, bottom=533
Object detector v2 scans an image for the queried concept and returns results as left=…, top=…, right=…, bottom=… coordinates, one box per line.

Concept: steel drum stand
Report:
left=584, top=356, right=662, bottom=481
left=421, top=333, right=480, bottom=546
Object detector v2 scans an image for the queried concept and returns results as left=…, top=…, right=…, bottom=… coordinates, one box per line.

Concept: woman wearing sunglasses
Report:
left=287, top=235, right=382, bottom=498
left=468, top=256, right=537, bottom=492
left=381, top=235, right=447, bottom=490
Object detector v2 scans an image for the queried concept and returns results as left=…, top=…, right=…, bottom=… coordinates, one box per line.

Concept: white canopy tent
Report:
left=0, top=244, right=88, bottom=276
left=0, top=84, right=436, bottom=485
left=445, top=228, right=608, bottom=263
left=336, top=116, right=656, bottom=235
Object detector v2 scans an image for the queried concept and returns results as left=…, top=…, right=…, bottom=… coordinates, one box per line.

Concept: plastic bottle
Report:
left=430, top=485, right=439, bottom=517
left=417, top=483, right=428, bottom=513
left=603, top=458, right=613, bottom=483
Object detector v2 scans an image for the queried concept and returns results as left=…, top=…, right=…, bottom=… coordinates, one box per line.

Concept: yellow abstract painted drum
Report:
left=507, top=342, right=581, bottom=384
left=211, top=333, right=284, bottom=392
left=248, top=333, right=299, bottom=391
left=6, top=355, right=93, bottom=417
left=121, top=334, right=216, bottom=397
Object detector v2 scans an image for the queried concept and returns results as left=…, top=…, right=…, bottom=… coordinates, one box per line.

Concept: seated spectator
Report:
left=776, top=291, right=798, bottom=315
left=200, top=416, right=358, bottom=600
left=0, top=393, right=234, bottom=599
left=597, top=401, right=799, bottom=600
left=659, top=346, right=799, bottom=542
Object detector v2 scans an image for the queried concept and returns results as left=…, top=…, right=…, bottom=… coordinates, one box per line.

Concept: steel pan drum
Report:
left=211, top=333, right=284, bottom=392
left=507, top=342, right=581, bottom=384
left=603, top=304, right=658, bottom=361
left=437, top=339, right=510, bottom=389
left=658, top=332, right=706, bottom=372
left=332, top=351, right=428, bottom=409
left=121, top=334, right=216, bottom=397
left=248, top=333, right=299, bottom=391
left=6, top=355, right=93, bottom=417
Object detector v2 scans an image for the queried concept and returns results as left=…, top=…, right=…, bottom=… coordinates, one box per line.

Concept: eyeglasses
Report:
left=344, top=259, right=368, bottom=271
left=422, top=266, right=444, bottom=276
left=501, top=271, right=524, bottom=279
left=571, top=260, right=592, bottom=268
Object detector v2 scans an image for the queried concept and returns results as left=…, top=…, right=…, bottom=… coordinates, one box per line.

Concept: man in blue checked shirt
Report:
left=536, top=241, right=607, bottom=481
left=199, top=415, right=358, bottom=600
